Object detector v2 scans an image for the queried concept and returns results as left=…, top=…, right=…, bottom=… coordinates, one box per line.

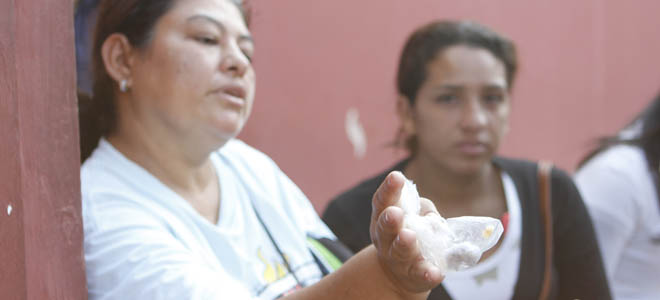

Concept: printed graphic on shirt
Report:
left=254, top=247, right=323, bottom=299
left=257, top=248, right=289, bottom=283
left=474, top=267, right=498, bottom=285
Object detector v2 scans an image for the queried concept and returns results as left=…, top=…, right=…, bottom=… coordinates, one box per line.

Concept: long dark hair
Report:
left=78, top=0, right=251, bottom=162
left=394, top=20, right=518, bottom=153
left=579, top=92, right=660, bottom=175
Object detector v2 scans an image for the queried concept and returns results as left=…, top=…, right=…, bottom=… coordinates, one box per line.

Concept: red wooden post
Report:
left=0, top=0, right=87, bottom=299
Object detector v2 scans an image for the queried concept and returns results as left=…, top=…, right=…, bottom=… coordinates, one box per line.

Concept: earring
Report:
left=119, top=80, right=128, bottom=92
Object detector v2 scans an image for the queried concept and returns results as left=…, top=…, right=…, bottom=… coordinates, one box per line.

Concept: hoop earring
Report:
left=119, top=80, right=128, bottom=92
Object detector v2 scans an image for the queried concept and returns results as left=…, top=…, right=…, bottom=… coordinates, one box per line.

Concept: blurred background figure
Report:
left=323, top=20, right=610, bottom=300
left=575, top=92, right=660, bottom=300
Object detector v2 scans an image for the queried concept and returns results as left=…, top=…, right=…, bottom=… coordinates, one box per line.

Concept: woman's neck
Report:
left=107, top=116, right=219, bottom=195
left=404, top=155, right=504, bottom=218
left=106, top=99, right=225, bottom=224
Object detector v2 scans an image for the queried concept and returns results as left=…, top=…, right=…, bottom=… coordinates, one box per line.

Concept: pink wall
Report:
left=240, top=0, right=660, bottom=212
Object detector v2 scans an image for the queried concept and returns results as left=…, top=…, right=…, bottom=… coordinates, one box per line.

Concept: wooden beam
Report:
left=0, top=0, right=87, bottom=299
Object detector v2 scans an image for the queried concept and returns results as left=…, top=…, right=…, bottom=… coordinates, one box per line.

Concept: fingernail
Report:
left=384, top=211, right=390, bottom=223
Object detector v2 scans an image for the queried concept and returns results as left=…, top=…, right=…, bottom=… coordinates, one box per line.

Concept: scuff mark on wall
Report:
left=345, top=107, right=367, bottom=159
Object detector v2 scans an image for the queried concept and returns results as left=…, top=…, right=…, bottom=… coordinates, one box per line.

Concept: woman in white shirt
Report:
left=576, top=92, right=660, bottom=300
left=78, top=0, right=444, bottom=299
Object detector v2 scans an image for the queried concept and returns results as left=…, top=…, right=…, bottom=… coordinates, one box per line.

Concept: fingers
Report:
left=370, top=171, right=406, bottom=239
left=390, top=229, right=443, bottom=284
left=419, top=197, right=440, bottom=217
left=367, top=174, right=446, bottom=294
left=383, top=226, right=445, bottom=293
left=373, top=206, right=404, bottom=249
left=372, top=171, right=406, bottom=213
left=409, top=258, right=444, bottom=285
left=389, top=228, right=418, bottom=262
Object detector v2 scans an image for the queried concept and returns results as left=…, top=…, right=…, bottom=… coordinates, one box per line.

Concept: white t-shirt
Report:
left=442, top=172, right=522, bottom=300
left=575, top=144, right=660, bottom=300
left=82, top=138, right=336, bottom=300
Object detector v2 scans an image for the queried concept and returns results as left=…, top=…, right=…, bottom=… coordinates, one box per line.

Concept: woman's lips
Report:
left=456, top=142, right=487, bottom=155
left=217, top=92, right=245, bottom=108
left=210, top=84, right=247, bottom=109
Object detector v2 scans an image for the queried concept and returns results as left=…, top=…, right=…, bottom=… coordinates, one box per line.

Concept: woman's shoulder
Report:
left=215, top=139, right=290, bottom=188
left=577, top=144, right=647, bottom=178
left=493, top=156, right=538, bottom=174
left=81, top=139, right=172, bottom=198
left=216, top=139, right=317, bottom=214
left=333, top=172, right=386, bottom=203
left=575, top=144, right=651, bottom=213
left=495, top=156, right=573, bottom=180
left=219, top=138, right=261, bottom=154
left=80, top=141, right=181, bottom=230
left=494, top=156, right=580, bottom=208
left=216, top=139, right=287, bottom=175
left=218, top=139, right=274, bottom=164
left=330, top=159, right=408, bottom=207
left=81, top=139, right=135, bottom=196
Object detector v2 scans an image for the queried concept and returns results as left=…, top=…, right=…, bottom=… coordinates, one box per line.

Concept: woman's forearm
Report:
left=283, top=245, right=429, bottom=300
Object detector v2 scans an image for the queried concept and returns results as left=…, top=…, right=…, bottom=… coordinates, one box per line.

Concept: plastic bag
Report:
left=398, top=179, right=503, bottom=275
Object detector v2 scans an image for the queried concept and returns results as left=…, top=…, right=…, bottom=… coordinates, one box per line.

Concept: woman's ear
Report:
left=396, top=95, right=416, bottom=136
left=101, top=33, right=135, bottom=90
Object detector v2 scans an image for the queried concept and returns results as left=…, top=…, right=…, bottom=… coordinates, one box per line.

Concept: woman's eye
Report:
left=436, top=94, right=457, bottom=103
left=195, top=36, right=218, bottom=45
left=483, top=94, right=503, bottom=104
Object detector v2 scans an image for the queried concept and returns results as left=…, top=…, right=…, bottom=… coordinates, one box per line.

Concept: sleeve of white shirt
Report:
left=84, top=192, right=257, bottom=300
left=575, top=153, right=638, bottom=281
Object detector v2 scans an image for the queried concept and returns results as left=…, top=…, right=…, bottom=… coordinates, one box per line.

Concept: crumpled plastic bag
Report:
left=399, top=179, right=503, bottom=275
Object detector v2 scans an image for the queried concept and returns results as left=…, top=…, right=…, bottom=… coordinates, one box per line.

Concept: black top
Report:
left=323, top=157, right=611, bottom=300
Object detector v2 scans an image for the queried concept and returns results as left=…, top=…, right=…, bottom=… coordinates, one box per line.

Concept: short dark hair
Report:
left=396, top=20, right=518, bottom=105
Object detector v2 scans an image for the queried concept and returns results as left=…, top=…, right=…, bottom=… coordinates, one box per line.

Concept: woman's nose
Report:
left=459, top=98, right=487, bottom=131
left=219, top=44, right=249, bottom=78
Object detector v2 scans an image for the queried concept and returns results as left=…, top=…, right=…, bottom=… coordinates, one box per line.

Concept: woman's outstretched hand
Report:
left=370, top=171, right=444, bottom=295
left=283, top=171, right=442, bottom=300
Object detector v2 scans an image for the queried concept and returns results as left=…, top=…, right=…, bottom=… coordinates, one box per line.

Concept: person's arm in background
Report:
left=551, top=168, right=612, bottom=299
left=575, top=156, right=636, bottom=286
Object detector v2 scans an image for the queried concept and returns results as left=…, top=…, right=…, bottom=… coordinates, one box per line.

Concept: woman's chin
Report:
left=208, top=121, right=244, bottom=141
left=207, top=112, right=246, bottom=134
left=448, top=157, right=491, bottom=176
